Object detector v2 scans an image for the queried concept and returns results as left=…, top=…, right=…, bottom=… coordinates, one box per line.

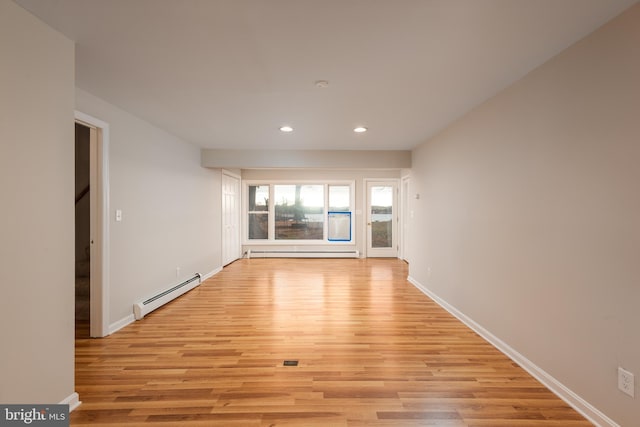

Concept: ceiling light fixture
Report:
left=353, top=126, right=368, bottom=133
left=279, top=126, right=293, bottom=132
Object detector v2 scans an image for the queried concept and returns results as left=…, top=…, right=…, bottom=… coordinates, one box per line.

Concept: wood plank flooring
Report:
left=72, top=258, right=591, bottom=426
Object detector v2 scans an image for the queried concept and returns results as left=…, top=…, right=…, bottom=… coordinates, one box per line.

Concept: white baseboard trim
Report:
left=407, top=275, right=619, bottom=427
left=59, top=392, right=81, bottom=412
left=201, top=266, right=222, bottom=281
left=108, top=314, right=135, bottom=335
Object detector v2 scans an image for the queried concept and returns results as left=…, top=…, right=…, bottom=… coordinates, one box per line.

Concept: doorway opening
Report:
left=75, top=111, right=109, bottom=338
left=75, top=123, right=91, bottom=338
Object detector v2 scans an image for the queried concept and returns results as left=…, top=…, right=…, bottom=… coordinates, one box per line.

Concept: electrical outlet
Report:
left=618, top=367, right=635, bottom=398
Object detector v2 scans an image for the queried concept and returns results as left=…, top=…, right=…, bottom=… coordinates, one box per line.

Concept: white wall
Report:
left=241, top=169, right=401, bottom=256
left=75, top=89, right=222, bottom=328
left=409, top=4, right=639, bottom=425
left=0, top=0, right=75, bottom=404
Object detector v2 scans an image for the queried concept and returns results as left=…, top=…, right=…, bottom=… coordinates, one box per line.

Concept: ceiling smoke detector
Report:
left=314, top=80, right=329, bottom=88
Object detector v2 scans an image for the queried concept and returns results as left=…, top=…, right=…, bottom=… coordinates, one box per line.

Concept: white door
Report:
left=222, top=172, right=241, bottom=266
left=366, top=180, right=398, bottom=258
left=401, top=176, right=410, bottom=262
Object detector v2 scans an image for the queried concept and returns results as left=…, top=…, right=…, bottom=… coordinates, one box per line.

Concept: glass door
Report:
left=366, top=181, right=398, bottom=257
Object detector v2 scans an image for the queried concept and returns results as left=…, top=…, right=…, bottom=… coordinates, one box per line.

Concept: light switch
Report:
left=115, top=209, right=122, bottom=222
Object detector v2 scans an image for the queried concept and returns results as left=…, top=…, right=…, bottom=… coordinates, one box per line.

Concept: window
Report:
left=246, top=181, right=354, bottom=243
left=329, top=185, right=350, bottom=212
left=370, top=185, right=393, bottom=248
left=248, top=185, right=269, bottom=239
left=274, top=185, right=324, bottom=240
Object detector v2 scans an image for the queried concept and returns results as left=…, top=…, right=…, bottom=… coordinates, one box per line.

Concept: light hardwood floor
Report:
left=72, top=258, right=591, bottom=426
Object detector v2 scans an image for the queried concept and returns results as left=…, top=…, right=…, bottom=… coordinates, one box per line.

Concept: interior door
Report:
left=222, top=172, right=241, bottom=266
left=366, top=180, right=398, bottom=258
left=401, top=176, right=410, bottom=262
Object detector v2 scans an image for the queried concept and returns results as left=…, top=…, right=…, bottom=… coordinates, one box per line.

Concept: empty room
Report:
left=1, top=0, right=638, bottom=426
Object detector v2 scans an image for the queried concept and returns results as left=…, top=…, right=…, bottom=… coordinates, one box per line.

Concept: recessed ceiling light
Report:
left=279, top=126, right=293, bottom=132
left=354, top=126, right=368, bottom=133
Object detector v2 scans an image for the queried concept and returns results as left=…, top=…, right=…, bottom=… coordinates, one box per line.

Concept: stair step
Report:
left=76, top=277, right=90, bottom=297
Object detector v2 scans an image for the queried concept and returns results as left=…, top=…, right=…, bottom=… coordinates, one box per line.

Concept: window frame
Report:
left=243, top=180, right=355, bottom=245
left=247, top=184, right=270, bottom=240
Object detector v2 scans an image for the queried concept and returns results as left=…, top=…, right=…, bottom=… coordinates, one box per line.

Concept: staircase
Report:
left=75, top=247, right=90, bottom=337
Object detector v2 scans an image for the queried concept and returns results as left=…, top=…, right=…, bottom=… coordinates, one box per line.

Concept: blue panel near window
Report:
left=328, top=211, right=351, bottom=242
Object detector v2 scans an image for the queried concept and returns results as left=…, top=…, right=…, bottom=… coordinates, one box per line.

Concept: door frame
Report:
left=400, top=175, right=411, bottom=262
left=363, top=179, right=399, bottom=258
left=75, top=111, right=110, bottom=337
left=221, top=169, right=242, bottom=266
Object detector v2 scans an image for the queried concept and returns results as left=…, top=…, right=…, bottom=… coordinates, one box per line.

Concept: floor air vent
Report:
left=133, top=273, right=201, bottom=320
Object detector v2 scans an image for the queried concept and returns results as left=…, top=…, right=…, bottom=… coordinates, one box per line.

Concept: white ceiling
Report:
left=16, top=0, right=637, bottom=150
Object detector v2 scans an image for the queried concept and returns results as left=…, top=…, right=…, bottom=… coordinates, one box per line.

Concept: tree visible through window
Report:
left=274, top=185, right=324, bottom=240
left=248, top=185, right=269, bottom=239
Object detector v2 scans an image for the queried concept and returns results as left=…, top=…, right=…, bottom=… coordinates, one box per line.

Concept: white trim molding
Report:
left=407, top=275, right=620, bottom=427
left=202, top=266, right=223, bottom=281
left=108, top=314, right=135, bottom=335
left=59, top=392, right=81, bottom=412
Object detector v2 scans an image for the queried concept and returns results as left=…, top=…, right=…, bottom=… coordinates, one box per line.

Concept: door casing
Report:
left=364, top=179, right=399, bottom=258
left=75, top=111, right=110, bottom=337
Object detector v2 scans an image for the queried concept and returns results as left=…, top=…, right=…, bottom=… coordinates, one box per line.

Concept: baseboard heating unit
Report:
left=133, top=273, right=201, bottom=320
left=247, top=249, right=359, bottom=259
